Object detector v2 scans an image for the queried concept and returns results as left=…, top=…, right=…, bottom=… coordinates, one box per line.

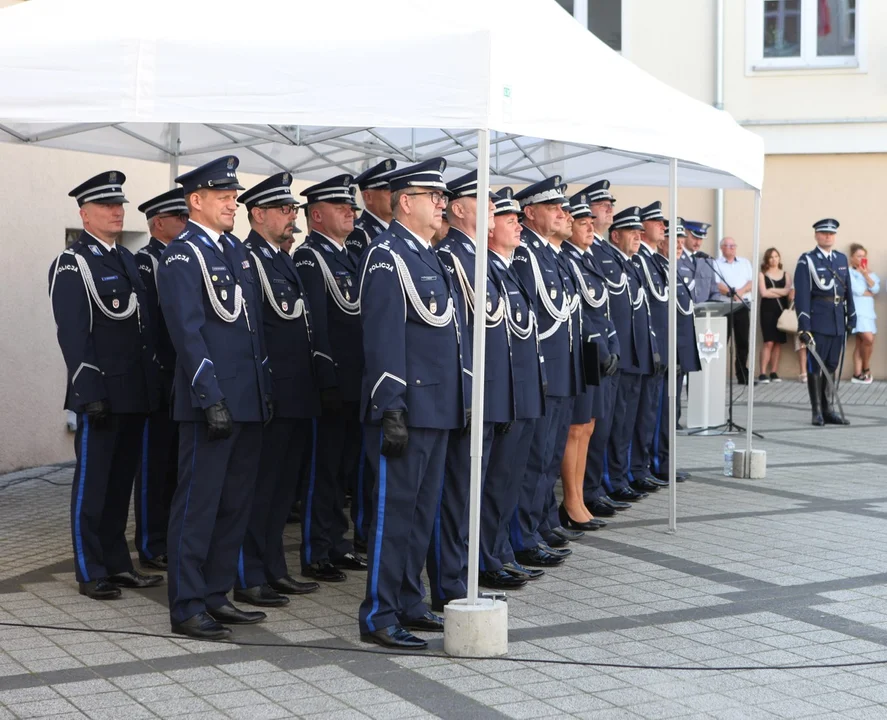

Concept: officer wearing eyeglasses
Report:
left=133, top=189, right=190, bottom=573
left=358, top=157, right=470, bottom=650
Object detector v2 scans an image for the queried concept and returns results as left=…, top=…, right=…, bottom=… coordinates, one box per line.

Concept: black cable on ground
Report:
left=1, top=620, right=885, bottom=673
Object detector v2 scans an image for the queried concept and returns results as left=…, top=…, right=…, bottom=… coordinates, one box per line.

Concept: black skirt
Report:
left=760, top=297, right=787, bottom=344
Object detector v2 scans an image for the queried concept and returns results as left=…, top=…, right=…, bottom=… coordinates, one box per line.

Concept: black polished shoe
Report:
left=600, top=496, right=632, bottom=510
left=401, top=611, right=444, bottom=632
left=269, top=574, right=320, bottom=595
left=676, top=470, right=691, bottom=481
left=550, top=524, right=585, bottom=540
left=331, top=552, right=368, bottom=571
left=207, top=602, right=266, bottom=625
left=539, top=543, right=572, bottom=558
left=502, top=561, right=545, bottom=579
left=480, top=569, right=528, bottom=590
left=559, top=504, right=603, bottom=531
left=643, top=475, right=669, bottom=488
left=108, top=569, right=163, bottom=588
left=360, top=625, right=427, bottom=649
left=302, top=562, right=347, bottom=582
left=514, top=547, right=564, bottom=567
left=585, top=499, right=616, bottom=517
left=139, top=554, right=168, bottom=571
left=610, top=488, right=647, bottom=502
left=233, top=584, right=290, bottom=607
left=630, top=479, right=659, bottom=493
left=171, top=611, right=231, bottom=640
left=79, top=579, right=121, bottom=600
left=654, top=471, right=687, bottom=483
left=823, top=411, right=850, bottom=426
left=353, top=536, right=368, bottom=553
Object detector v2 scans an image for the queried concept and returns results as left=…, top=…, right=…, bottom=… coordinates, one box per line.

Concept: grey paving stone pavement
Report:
left=0, top=382, right=885, bottom=718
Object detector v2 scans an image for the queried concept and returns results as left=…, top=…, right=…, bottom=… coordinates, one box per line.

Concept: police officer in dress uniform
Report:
left=581, top=180, right=632, bottom=517
left=49, top=172, right=163, bottom=600
left=651, top=219, right=700, bottom=479
left=292, top=175, right=369, bottom=581
left=596, top=207, right=660, bottom=502
left=479, top=189, right=547, bottom=588
left=345, top=160, right=397, bottom=257
left=509, top=177, right=583, bottom=568
left=629, top=202, right=672, bottom=492
left=682, top=221, right=717, bottom=305
left=795, top=219, right=855, bottom=426
left=232, top=173, right=323, bottom=607
left=431, top=171, right=517, bottom=603
left=158, top=156, right=273, bottom=639
left=561, top=192, right=620, bottom=530
left=134, top=188, right=189, bottom=571
left=358, top=158, right=470, bottom=649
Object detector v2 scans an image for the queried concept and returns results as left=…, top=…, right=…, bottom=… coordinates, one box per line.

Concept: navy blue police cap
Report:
left=568, top=191, right=597, bottom=220
left=355, top=160, right=398, bottom=191
left=493, top=187, right=520, bottom=216
left=683, top=220, right=711, bottom=239
left=385, top=158, right=448, bottom=192
left=238, top=172, right=299, bottom=211
left=138, top=188, right=187, bottom=219
left=640, top=201, right=665, bottom=222
left=610, top=206, right=644, bottom=231
left=300, top=174, right=355, bottom=205
left=813, top=218, right=839, bottom=233
left=580, top=179, right=616, bottom=205
left=176, top=156, right=244, bottom=195
left=514, top=176, right=566, bottom=208
left=447, top=170, right=496, bottom=200
left=664, top=217, right=688, bottom=237
left=69, top=171, right=128, bottom=206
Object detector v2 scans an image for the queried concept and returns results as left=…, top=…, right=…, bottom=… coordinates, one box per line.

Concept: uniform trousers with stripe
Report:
left=167, top=422, right=261, bottom=624
left=541, top=396, right=577, bottom=537
left=349, top=440, right=373, bottom=546
left=605, top=372, right=643, bottom=493
left=237, top=418, right=312, bottom=589
left=630, top=373, right=663, bottom=482
left=483, top=419, right=535, bottom=570
left=71, top=413, right=144, bottom=583
left=134, top=408, right=178, bottom=563
left=359, top=426, right=448, bottom=634
left=427, top=423, right=494, bottom=607
left=509, top=395, right=570, bottom=551
left=808, top=333, right=843, bottom=375
left=653, top=377, right=673, bottom=476
left=584, top=372, right=618, bottom=502
left=300, top=403, right=360, bottom=570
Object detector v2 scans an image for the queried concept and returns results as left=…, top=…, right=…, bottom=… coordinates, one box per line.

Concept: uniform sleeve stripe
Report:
left=371, top=372, right=406, bottom=399
left=192, top=358, right=213, bottom=387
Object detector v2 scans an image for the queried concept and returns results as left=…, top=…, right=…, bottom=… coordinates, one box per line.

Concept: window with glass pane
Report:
left=763, top=0, right=801, bottom=57
left=817, top=0, right=856, bottom=56
left=555, top=0, right=574, bottom=14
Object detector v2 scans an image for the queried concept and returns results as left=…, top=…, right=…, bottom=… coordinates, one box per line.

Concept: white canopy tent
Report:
left=0, top=0, right=765, bottom=629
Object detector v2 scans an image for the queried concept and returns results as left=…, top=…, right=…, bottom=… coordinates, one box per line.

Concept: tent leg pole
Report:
left=668, top=158, right=678, bottom=533
left=168, top=122, right=180, bottom=189
left=744, top=190, right=762, bottom=475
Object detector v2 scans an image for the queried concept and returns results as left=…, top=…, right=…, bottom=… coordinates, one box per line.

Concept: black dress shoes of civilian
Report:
left=361, top=625, right=427, bottom=649
left=233, top=584, right=290, bottom=607
left=302, top=561, right=347, bottom=582
left=171, top=611, right=232, bottom=640
left=79, top=579, right=121, bottom=600
left=514, top=547, right=564, bottom=567
left=402, top=611, right=444, bottom=632
left=630, top=478, right=659, bottom=493
left=270, top=575, right=319, bottom=595
left=331, top=552, right=368, bottom=571
left=610, top=488, right=648, bottom=502
left=502, top=561, right=545, bottom=579
left=108, top=570, right=164, bottom=588
left=559, top=504, right=607, bottom=531
left=207, top=602, right=266, bottom=625
left=480, top=569, right=528, bottom=590
left=550, top=524, right=585, bottom=541
left=139, top=554, right=168, bottom=571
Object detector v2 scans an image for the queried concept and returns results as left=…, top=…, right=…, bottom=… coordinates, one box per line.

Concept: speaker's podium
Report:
left=687, top=301, right=741, bottom=433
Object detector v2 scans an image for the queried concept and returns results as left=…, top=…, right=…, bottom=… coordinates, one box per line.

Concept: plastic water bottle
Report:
left=723, top=439, right=735, bottom=477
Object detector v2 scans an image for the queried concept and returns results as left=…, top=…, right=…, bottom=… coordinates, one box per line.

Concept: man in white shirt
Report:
left=714, top=237, right=753, bottom=384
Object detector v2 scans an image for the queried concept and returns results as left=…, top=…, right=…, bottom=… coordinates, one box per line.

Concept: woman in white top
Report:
left=849, top=243, right=880, bottom=384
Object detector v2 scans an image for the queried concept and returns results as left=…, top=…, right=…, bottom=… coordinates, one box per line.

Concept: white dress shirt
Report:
left=713, top=256, right=753, bottom=302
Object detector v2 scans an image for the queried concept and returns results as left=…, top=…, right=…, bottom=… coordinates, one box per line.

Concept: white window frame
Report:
left=746, top=0, right=864, bottom=72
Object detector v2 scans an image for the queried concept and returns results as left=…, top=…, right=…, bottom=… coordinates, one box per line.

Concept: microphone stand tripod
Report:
left=688, top=255, right=764, bottom=439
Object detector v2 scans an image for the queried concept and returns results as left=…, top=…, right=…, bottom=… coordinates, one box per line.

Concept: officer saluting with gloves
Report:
left=794, top=219, right=855, bottom=426
left=158, top=156, right=273, bottom=640
left=358, top=158, right=470, bottom=650
left=49, top=171, right=162, bottom=600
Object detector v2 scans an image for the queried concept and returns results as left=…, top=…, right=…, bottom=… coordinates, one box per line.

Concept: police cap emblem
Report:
left=385, top=160, right=393, bottom=171
left=227, top=157, right=235, bottom=170
left=109, top=171, right=118, bottom=183
left=283, top=173, right=290, bottom=183
left=439, top=160, right=445, bottom=173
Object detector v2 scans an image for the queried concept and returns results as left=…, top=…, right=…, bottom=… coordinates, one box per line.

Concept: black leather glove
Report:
left=675, top=364, right=683, bottom=378
left=653, top=352, right=664, bottom=376
left=84, top=399, right=110, bottom=428
left=799, top=330, right=814, bottom=348
left=658, top=361, right=669, bottom=378
left=494, top=421, right=513, bottom=436
left=381, top=410, right=408, bottom=458
left=320, top=387, right=344, bottom=416
left=462, top=409, right=473, bottom=437
left=264, top=393, right=274, bottom=426
left=601, top=354, right=620, bottom=377
left=542, top=381, right=548, bottom=397
left=205, top=400, right=233, bottom=441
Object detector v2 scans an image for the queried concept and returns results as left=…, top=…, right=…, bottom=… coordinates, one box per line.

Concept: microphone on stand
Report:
left=693, top=251, right=712, bottom=260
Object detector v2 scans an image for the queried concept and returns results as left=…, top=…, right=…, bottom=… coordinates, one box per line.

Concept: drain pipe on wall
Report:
left=714, top=0, right=725, bottom=248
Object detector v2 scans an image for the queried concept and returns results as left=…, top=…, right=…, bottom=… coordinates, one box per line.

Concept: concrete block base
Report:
left=733, top=448, right=767, bottom=479
left=443, top=598, right=508, bottom=657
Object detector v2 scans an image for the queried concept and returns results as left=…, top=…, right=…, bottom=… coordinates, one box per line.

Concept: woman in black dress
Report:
left=757, top=247, right=792, bottom=383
